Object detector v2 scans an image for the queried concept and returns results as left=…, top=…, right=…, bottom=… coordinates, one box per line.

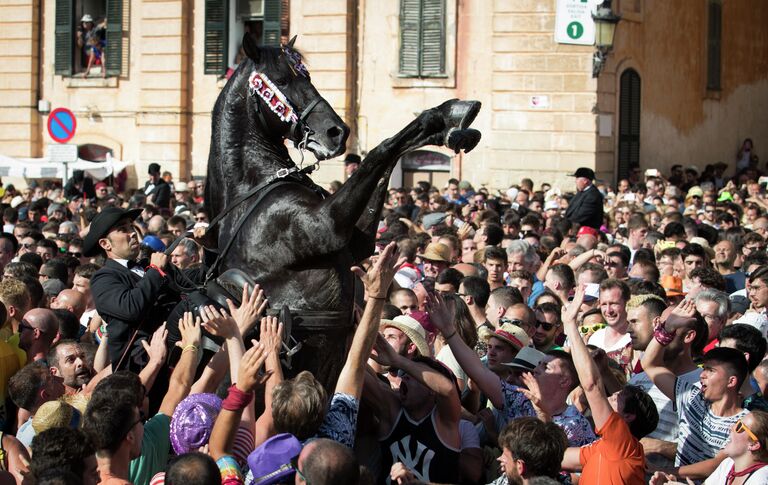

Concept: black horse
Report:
left=202, top=34, right=481, bottom=390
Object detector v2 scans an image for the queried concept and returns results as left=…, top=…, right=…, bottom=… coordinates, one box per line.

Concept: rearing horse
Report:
left=204, top=34, right=481, bottom=390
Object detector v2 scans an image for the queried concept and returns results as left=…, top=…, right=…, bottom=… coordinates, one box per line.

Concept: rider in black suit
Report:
left=84, top=207, right=199, bottom=372
left=144, top=163, right=171, bottom=210
left=565, top=167, right=604, bottom=230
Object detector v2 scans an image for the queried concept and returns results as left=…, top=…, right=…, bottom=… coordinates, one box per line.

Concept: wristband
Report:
left=181, top=344, right=198, bottom=354
left=653, top=321, right=676, bottom=346
left=444, top=330, right=457, bottom=341
left=222, top=384, right=253, bottom=411
left=369, top=296, right=387, bottom=301
left=148, top=264, right=167, bottom=278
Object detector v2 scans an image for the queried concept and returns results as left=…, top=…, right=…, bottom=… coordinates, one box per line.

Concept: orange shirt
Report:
left=579, top=412, right=645, bottom=485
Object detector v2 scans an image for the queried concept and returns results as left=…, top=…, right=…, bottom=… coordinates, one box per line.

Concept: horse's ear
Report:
left=242, top=33, right=260, bottom=63
left=287, top=35, right=297, bottom=48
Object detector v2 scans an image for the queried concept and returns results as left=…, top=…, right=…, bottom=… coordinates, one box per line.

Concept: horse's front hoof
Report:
left=445, top=128, right=481, bottom=154
left=441, top=100, right=482, bottom=131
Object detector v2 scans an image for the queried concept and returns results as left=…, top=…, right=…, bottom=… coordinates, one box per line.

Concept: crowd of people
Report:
left=0, top=156, right=765, bottom=485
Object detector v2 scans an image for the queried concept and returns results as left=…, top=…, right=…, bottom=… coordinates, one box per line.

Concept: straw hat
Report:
left=380, top=315, right=430, bottom=357
left=32, top=400, right=81, bottom=434
left=490, top=322, right=530, bottom=350
left=502, top=346, right=545, bottom=371
left=421, top=242, right=451, bottom=263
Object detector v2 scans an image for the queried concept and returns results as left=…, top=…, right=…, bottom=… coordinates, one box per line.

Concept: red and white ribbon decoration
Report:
left=248, top=71, right=299, bottom=124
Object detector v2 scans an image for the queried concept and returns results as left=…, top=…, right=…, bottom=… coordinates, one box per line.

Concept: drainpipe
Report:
left=345, top=0, right=359, bottom=153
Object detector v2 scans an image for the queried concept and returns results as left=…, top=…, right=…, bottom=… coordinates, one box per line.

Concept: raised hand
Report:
left=371, top=333, right=400, bottom=368
left=259, top=316, right=283, bottom=355
left=226, top=283, right=268, bottom=335
left=351, top=241, right=405, bottom=299
left=177, top=312, right=202, bottom=349
left=518, top=372, right=549, bottom=421
left=562, top=284, right=585, bottom=326
left=662, top=298, right=697, bottom=332
left=235, top=340, right=270, bottom=393
left=200, top=305, right=240, bottom=340
left=425, top=291, right=456, bottom=335
left=142, top=322, right=168, bottom=365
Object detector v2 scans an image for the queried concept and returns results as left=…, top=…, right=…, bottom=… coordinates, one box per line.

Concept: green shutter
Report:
left=204, top=0, right=229, bottom=75
left=399, top=0, right=421, bottom=76
left=420, top=0, right=445, bottom=76
left=55, top=0, right=73, bottom=75
left=105, top=0, right=122, bottom=77
left=262, top=0, right=281, bottom=46
left=707, top=0, right=722, bottom=90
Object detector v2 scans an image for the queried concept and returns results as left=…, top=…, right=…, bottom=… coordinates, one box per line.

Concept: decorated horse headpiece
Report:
left=247, top=36, right=320, bottom=145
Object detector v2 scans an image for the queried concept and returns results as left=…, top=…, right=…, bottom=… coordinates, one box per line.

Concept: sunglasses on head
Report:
left=579, top=323, right=606, bottom=334
left=735, top=418, right=759, bottom=442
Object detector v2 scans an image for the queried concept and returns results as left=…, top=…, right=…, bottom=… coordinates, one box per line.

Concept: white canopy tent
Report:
left=0, top=153, right=132, bottom=183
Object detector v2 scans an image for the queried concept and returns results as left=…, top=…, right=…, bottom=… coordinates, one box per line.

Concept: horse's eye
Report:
left=275, top=77, right=290, bottom=87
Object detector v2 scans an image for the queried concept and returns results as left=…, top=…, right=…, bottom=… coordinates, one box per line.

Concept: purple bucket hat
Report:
left=247, top=433, right=302, bottom=485
left=170, top=393, right=222, bottom=455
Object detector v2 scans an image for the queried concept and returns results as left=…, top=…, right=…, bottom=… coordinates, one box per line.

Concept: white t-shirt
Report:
left=706, top=457, right=768, bottom=484
left=588, top=327, right=631, bottom=353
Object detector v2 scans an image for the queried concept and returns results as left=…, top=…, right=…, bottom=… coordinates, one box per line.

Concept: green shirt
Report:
left=129, top=413, right=171, bottom=485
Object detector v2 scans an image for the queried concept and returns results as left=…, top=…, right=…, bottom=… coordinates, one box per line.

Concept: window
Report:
left=618, top=69, right=641, bottom=182
left=55, top=0, right=127, bottom=77
left=204, top=0, right=288, bottom=76
left=706, top=0, right=722, bottom=90
left=399, top=0, right=446, bottom=78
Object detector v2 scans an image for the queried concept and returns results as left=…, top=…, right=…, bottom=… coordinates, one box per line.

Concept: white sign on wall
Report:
left=555, top=0, right=599, bottom=45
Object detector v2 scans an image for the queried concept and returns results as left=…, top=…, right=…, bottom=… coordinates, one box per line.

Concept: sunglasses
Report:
left=68, top=252, right=82, bottom=258
left=20, top=242, right=36, bottom=249
left=194, top=216, right=207, bottom=221
left=735, top=419, right=759, bottom=442
left=579, top=323, right=606, bottom=334
left=535, top=320, right=556, bottom=332
left=290, top=456, right=309, bottom=483
left=19, top=320, right=35, bottom=333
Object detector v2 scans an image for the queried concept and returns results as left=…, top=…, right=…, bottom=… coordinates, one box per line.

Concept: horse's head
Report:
left=241, top=34, right=349, bottom=160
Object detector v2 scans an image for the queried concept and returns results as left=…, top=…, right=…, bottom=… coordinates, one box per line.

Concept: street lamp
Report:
left=592, top=0, right=621, bottom=77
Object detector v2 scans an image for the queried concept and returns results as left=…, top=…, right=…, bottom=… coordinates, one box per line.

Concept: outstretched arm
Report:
left=641, top=300, right=697, bottom=401
left=336, top=242, right=402, bottom=398
left=563, top=285, right=612, bottom=430
left=159, top=312, right=202, bottom=416
left=428, top=294, right=503, bottom=409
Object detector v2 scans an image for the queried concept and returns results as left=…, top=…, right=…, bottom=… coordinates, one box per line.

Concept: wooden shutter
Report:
left=204, top=0, right=229, bottom=75
left=55, top=0, right=73, bottom=75
left=105, top=0, right=123, bottom=77
left=262, top=0, right=281, bottom=46
left=419, top=0, right=445, bottom=76
left=399, top=0, right=421, bottom=76
left=707, top=0, right=722, bottom=90
left=399, top=0, right=445, bottom=78
left=618, top=69, right=641, bottom=181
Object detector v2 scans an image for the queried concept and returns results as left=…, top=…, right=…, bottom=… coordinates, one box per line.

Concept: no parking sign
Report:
left=47, top=108, right=77, bottom=144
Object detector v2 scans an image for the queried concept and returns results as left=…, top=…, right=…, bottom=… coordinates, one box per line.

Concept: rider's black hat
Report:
left=83, top=207, right=142, bottom=257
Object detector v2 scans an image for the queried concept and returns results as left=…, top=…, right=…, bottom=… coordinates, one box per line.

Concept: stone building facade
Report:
left=0, top=0, right=766, bottom=190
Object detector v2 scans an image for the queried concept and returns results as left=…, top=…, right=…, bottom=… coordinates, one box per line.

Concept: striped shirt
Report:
left=674, top=376, right=747, bottom=466
left=629, top=368, right=702, bottom=442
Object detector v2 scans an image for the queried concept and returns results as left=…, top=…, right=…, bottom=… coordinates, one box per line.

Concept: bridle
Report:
left=246, top=48, right=324, bottom=168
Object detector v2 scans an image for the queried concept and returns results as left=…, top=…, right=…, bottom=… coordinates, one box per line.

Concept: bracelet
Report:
left=148, top=264, right=167, bottom=278
left=222, top=384, right=254, bottom=411
left=181, top=344, right=198, bottom=354
left=369, top=296, right=387, bottom=300
left=444, top=330, right=457, bottom=340
left=653, top=321, right=676, bottom=346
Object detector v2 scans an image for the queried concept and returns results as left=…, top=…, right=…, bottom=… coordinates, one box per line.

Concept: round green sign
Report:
left=567, top=21, right=584, bottom=40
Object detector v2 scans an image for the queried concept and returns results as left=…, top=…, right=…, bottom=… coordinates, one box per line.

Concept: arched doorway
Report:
left=400, top=150, right=452, bottom=188
left=617, top=69, right=641, bottom=182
